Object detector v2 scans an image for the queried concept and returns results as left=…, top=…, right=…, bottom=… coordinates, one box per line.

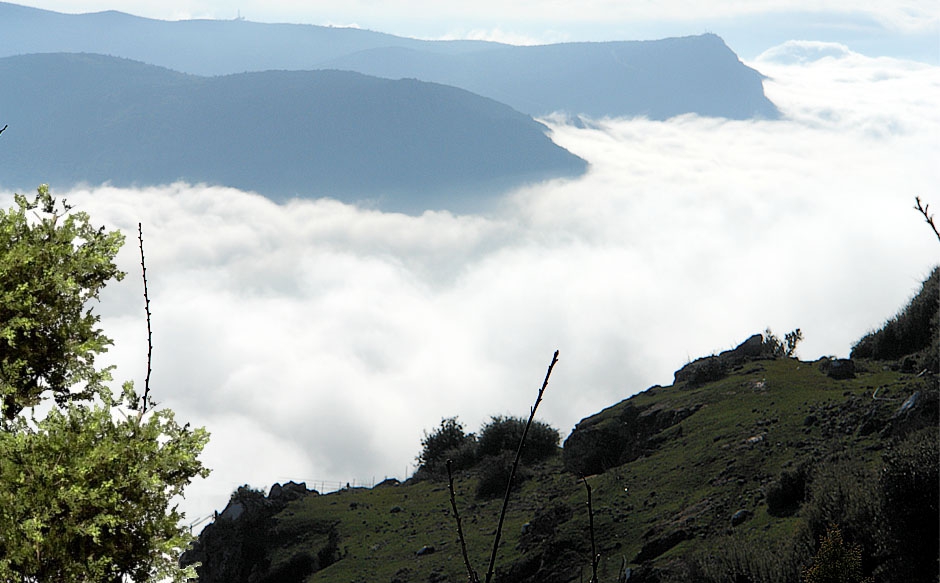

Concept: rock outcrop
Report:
left=181, top=482, right=336, bottom=583
left=673, top=333, right=769, bottom=387
left=563, top=399, right=700, bottom=476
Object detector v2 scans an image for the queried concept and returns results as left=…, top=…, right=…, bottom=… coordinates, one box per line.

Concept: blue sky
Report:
left=14, top=0, right=940, bottom=62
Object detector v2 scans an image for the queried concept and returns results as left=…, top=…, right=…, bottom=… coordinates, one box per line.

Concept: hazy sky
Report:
left=13, top=0, right=940, bottom=61
left=2, top=2, right=939, bottom=527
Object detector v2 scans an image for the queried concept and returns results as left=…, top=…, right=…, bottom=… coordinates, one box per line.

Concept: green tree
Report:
left=416, top=416, right=476, bottom=477
left=477, top=415, right=559, bottom=465
left=0, top=185, right=125, bottom=419
left=0, top=187, right=209, bottom=582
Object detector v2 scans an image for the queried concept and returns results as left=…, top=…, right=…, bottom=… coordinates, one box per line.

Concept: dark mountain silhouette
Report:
left=0, top=53, right=586, bottom=213
left=0, top=3, right=779, bottom=120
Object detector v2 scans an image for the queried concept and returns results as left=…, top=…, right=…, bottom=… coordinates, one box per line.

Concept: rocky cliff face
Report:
left=181, top=482, right=338, bottom=583
left=563, top=398, right=701, bottom=477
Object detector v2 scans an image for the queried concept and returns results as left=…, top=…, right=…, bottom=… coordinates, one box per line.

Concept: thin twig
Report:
left=582, top=476, right=599, bottom=583
left=138, top=223, right=153, bottom=413
left=914, top=196, right=940, bottom=243
left=447, top=460, right=480, bottom=583
left=484, top=350, right=560, bottom=583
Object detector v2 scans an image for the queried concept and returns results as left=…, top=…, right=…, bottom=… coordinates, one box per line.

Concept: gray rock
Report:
left=416, top=545, right=436, bottom=556
left=895, top=391, right=921, bottom=417
left=731, top=509, right=752, bottom=526
left=825, top=358, right=856, bottom=380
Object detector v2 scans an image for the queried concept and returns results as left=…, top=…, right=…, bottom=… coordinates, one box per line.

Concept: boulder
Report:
left=730, top=509, right=752, bottom=527
left=269, top=481, right=310, bottom=504
left=415, top=545, right=436, bottom=556
left=821, top=358, right=856, bottom=380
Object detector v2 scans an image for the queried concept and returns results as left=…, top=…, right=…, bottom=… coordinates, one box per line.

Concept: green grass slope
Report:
left=185, top=354, right=936, bottom=583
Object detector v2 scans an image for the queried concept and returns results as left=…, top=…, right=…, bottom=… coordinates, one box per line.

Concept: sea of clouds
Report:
left=2, top=41, right=937, bottom=524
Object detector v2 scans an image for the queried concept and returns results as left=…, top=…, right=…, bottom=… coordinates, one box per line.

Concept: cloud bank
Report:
left=2, top=45, right=936, bottom=524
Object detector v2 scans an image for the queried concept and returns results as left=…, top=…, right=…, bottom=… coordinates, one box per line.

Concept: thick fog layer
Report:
left=2, top=42, right=936, bottom=524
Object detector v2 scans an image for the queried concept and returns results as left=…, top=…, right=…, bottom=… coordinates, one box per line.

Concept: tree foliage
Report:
left=416, top=416, right=476, bottom=476
left=0, top=185, right=125, bottom=419
left=477, top=415, right=559, bottom=465
left=0, top=188, right=209, bottom=582
left=762, top=327, right=803, bottom=359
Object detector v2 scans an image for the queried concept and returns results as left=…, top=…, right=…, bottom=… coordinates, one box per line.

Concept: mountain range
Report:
left=0, top=2, right=780, bottom=212
left=0, top=52, right=586, bottom=213
left=0, top=3, right=779, bottom=120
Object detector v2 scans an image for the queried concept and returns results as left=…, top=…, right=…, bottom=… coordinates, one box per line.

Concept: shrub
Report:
left=879, top=427, right=939, bottom=582
left=763, top=327, right=803, bottom=358
left=800, top=458, right=884, bottom=576
left=475, top=451, right=532, bottom=500
left=766, top=465, right=808, bottom=517
left=802, top=524, right=873, bottom=583
left=477, top=415, right=560, bottom=465
left=851, top=265, right=938, bottom=370
left=416, top=417, right=477, bottom=477
left=680, top=530, right=810, bottom=583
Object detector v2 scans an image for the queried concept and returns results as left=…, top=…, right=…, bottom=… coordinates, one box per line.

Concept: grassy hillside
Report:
left=184, top=268, right=939, bottom=583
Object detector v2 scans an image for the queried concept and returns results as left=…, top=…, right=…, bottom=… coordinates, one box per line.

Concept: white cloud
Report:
left=2, top=48, right=936, bottom=525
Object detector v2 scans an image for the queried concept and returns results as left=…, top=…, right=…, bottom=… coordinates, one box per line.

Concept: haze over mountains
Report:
left=0, top=3, right=778, bottom=120
left=0, top=2, right=781, bottom=211
left=0, top=53, right=587, bottom=213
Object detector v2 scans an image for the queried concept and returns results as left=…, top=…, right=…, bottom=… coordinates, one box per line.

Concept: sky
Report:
left=2, top=2, right=939, bottom=528
left=12, top=0, right=940, bottom=62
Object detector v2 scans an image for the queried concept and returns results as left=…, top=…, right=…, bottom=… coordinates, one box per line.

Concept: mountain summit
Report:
left=0, top=3, right=778, bottom=120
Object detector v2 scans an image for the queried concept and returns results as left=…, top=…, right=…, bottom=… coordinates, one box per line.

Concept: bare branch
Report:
left=138, top=223, right=154, bottom=413
left=484, top=350, right=560, bottom=583
left=0, top=124, right=7, bottom=135
left=582, top=476, right=600, bottom=583
left=447, top=459, right=480, bottom=583
left=914, top=196, right=940, bottom=244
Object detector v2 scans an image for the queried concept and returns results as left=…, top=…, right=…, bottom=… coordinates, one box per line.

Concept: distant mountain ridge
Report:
left=0, top=2, right=779, bottom=120
left=0, top=53, right=586, bottom=213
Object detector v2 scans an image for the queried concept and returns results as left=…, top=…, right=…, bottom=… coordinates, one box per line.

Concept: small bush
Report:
left=475, top=451, right=532, bottom=500
left=416, top=417, right=477, bottom=477
left=766, top=466, right=808, bottom=517
left=851, top=265, right=938, bottom=370
left=802, top=524, right=873, bottom=583
left=680, top=530, right=810, bottom=583
left=477, top=415, right=560, bottom=465
left=801, top=458, right=884, bottom=575
left=763, top=327, right=803, bottom=358
left=879, top=427, right=939, bottom=582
